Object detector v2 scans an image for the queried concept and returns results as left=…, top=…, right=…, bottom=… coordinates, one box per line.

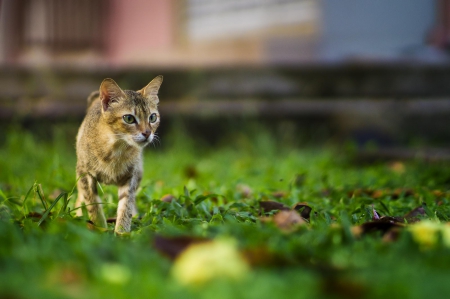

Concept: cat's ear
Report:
left=99, top=78, right=125, bottom=112
left=139, top=75, right=163, bottom=104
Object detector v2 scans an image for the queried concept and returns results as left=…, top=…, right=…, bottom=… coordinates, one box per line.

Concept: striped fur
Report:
left=75, top=76, right=163, bottom=233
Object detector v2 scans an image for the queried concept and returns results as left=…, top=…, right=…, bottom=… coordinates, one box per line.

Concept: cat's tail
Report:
left=86, top=91, right=100, bottom=110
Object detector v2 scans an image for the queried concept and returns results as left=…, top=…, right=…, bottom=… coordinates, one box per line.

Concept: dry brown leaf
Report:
left=260, top=200, right=290, bottom=213
left=273, top=210, right=306, bottom=231
left=160, top=194, right=176, bottom=203
left=292, top=202, right=312, bottom=220
left=404, top=205, right=426, bottom=222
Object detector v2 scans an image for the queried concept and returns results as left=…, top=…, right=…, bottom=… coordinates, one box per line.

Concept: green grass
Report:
left=1, top=124, right=450, bottom=299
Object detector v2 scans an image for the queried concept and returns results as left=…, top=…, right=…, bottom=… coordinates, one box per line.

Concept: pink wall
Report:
left=106, top=0, right=174, bottom=65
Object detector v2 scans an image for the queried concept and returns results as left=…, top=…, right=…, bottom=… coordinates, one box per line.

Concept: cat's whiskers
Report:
left=151, top=133, right=161, bottom=148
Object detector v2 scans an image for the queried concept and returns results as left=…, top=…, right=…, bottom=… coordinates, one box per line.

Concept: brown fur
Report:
left=75, top=76, right=163, bottom=233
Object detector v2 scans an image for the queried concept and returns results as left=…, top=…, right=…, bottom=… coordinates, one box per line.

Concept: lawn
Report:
left=1, top=123, right=450, bottom=299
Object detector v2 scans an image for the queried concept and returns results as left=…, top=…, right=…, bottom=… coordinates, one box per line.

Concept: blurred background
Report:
left=1, top=0, right=450, bottom=155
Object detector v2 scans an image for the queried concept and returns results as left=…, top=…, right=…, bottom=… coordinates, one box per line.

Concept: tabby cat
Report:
left=75, top=76, right=163, bottom=233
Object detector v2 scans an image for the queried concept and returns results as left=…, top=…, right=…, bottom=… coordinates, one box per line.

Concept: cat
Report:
left=75, top=75, right=163, bottom=233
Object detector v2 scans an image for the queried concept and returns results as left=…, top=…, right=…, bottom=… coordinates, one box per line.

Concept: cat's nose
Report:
left=141, top=130, right=151, bottom=139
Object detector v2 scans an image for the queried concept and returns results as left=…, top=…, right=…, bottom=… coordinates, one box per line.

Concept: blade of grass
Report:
left=22, top=182, right=37, bottom=216
left=36, top=184, right=48, bottom=210
left=67, top=177, right=81, bottom=203
left=38, top=192, right=67, bottom=226
left=60, top=176, right=84, bottom=215
left=58, top=193, right=70, bottom=216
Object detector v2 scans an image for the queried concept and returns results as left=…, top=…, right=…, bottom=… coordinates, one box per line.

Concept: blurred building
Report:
left=0, top=0, right=318, bottom=68
left=1, top=0, right=445, bottom=69
left=1, top=0, right=450, bottom=148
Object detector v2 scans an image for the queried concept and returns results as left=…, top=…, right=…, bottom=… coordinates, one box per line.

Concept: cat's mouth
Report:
left=130, top=133, right=154, bottom=147
left=135, top=136, right=153, bottom=146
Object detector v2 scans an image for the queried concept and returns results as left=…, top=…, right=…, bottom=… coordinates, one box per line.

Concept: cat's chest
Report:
left=93, top=146, right=142, bottom=185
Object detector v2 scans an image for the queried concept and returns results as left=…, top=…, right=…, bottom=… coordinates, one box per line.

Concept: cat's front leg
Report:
left=76, top=174, right=107, bottom=228
left=115, top=177, right=139, bottom=233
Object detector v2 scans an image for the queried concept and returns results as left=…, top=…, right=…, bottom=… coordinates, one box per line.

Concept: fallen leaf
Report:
left=273, top=210, right=306, bottom=231
left=360, top=219, right=404, bottom=235
left=292, top=202, right=312, bottom=220
left=160, top=194, right=176, bottom=203
left=404, top=206, right=426, bottom=223
left=260, top=201, right=290, bottom=214
left=353, top=217, right=405, bottom=237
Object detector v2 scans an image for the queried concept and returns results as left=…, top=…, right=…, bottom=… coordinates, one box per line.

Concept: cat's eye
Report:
left=149, top=113, right=158, bottom=123
left=123, top=114, right=136, bottom=124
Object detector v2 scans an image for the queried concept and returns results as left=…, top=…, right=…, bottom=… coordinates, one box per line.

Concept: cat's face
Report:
left=99, top=76, right=162, bottom=148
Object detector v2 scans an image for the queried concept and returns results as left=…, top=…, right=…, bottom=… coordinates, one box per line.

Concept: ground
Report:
left=1, top=124, right=450, bottom=299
